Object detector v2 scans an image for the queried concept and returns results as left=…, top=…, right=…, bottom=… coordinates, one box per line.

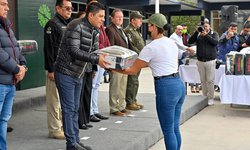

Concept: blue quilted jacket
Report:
left=217, top=31, right=239, bottom=63
left=0, top=17, right=26, bottom=85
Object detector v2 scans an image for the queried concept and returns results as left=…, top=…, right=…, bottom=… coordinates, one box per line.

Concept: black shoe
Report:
left=74, top=143, right=90, bottom=150
left=94, top=113, right=109, bottom=120
left=66, top=146, right=77, bottom=150
left=67, top=143, right=87, bottom=150
left=79, top=124, right=88, bottom=130
left=104, top=76, right=109, bottom=83
left=215, top=87, right=220, bottom=92
left=7, top=127, right=13, bottom=133
left=85, top=123, right=93, bottom=128
left=78, top=142, right=93, bottom=150
left=90, top=115, right=101, bottom=122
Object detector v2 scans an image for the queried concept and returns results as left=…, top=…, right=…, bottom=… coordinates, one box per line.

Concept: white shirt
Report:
left=138, top=36, right=178, bottom=77
left=170, top=32, right=188, bottom=59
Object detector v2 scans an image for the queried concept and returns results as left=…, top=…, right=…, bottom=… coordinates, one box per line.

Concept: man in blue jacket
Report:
left=217, top=22, right=239, bottom=63
left=0, top=0, right=27, bottom=149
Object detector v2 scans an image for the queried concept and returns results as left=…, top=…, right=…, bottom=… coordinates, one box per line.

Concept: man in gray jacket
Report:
left=0, top=0, right=27, bottom=149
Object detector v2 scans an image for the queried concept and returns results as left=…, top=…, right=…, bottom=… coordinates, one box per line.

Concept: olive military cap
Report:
left=142, top=13, right=167, bottom=29
left=130, top=11, right=144, bottom=19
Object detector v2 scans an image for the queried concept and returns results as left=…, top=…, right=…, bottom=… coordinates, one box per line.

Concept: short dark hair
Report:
left=111, top=9, right=122, bottom=18
left=85, top=0, right=98, bottom=10
left=56, top=0, right=71, bottom=7
left=229, top=22, right=238, bottom=27
left=244, top=23, right=250, bottom=28
left=157, top=24, right=170, bottom=34
left=85, top=2, right=105, bottom=17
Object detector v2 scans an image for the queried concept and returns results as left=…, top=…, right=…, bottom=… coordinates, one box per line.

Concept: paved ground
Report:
left=7, top=68, right=208, bottom=150
left=149, top=87, right=250, bottom=150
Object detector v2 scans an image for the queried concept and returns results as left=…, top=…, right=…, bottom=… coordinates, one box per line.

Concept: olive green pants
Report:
left=125, top=71, right=141, bottom=105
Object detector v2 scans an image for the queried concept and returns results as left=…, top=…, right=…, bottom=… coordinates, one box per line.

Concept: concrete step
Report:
left=13, top=86, right=45, bottom=114
left=9, top=88, right=207, bottom=150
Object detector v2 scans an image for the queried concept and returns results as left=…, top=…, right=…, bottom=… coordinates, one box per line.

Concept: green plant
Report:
left=170, top=16, right=200, bottom=34
left=38, top=4, right=52, bottom=28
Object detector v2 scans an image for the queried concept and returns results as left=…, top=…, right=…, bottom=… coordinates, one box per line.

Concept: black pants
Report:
left=78, top=72, right=93, bottom=126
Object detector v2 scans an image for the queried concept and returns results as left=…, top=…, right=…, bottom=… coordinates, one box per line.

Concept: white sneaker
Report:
left=208, top=99, right=214, bottom=106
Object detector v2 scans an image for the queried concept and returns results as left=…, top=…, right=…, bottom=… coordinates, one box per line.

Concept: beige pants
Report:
left=109, top=72, right=128, bottom=113
left=45, top=71, right=63, bottom=134
left=196, top=60, right=216, bottom=100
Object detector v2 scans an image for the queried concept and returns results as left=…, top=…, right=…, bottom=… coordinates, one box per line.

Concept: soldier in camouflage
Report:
left=124, top=11, right=145, bottom=110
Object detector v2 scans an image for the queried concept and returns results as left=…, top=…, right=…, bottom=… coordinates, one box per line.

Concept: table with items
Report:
left=219, top=50, right=250, bottom=105
left=219, top=74, right=250, bottom=105
left=179, top=64, right=225, bottom=86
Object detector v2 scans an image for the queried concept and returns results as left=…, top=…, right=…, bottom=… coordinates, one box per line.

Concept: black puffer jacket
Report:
left=55, top=17, right=99, bottom=78
left=0, top=17, right=26, bottom=85
left=188, top=30, right=219, bottom=61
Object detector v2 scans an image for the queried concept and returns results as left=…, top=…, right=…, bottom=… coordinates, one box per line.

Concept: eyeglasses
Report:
left=61, top=6, right=74, bottom=11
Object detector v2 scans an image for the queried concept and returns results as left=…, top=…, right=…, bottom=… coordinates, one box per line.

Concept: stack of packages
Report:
left=94, top=45, right=138, bottom=70
left=225, top=52, right=236, bottom=75
left=225, top=47, right=250, bottom=75
left=245, top=52, right=250, bottom=75
left=235, top=53, right=245, bottom=75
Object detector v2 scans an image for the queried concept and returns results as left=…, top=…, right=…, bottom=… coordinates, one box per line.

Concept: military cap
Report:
left=142, top=13, right=167, bottom=29
left=130, top=11, right=144, bottom=19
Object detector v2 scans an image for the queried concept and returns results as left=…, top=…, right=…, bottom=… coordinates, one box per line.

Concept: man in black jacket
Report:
left=0, top=0, right=27, bottom=149
left=43, top=0, right=72, bottom=140
left=238, top=23, right=250, bottom=51
left=188, top=20, right=219, bottom=106
left=54, top=2, right=108, bottom=150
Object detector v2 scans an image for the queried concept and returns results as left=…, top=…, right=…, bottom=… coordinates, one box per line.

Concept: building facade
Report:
left=8, top=0, right=250, bottom=90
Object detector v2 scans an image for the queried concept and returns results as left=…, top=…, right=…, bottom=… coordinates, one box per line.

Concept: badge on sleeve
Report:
left=46, top=26, right=52, bottom=34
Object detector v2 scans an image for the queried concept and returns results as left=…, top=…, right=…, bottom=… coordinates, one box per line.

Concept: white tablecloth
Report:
left=219, top=74, right=250, bottom=105
left=179, top=64, right=225, bottom=85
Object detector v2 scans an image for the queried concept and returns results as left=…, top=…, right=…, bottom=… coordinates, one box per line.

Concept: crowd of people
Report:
left=1, top=0, right=250, bottom=149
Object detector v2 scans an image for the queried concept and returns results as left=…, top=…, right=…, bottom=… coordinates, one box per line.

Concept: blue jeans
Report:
left=154, top=76, right=185, bottom=150
left=55, top=72, right=83, bottom=147
left=0, top=84, right=16, bottom=150
left=90, top=66, right=105, bottom=115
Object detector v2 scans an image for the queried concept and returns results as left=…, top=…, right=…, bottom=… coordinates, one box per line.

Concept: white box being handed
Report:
left=95, top=45, right=138, bottom=70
